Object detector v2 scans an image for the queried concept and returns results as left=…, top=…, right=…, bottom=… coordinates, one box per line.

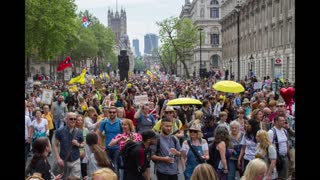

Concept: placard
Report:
left=41, top=89, right=54, bottom=105
left=253, top=82, right=263, bottom=90
left=134, top=95, right=148, bottom=105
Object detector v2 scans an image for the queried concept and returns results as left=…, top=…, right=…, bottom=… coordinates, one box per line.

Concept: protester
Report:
left=181, top=123, right=209, bottom=180
left=190, top=163, right=218, bottom=180
left=151, top=117, right=182, bottom=179
left=123, top=130, right=158, bottom=180
left=26, top=137, right=63, bottom=180
left=240, top=158, right=267, bottom=180
left=52, top=112, right=84, bottom=178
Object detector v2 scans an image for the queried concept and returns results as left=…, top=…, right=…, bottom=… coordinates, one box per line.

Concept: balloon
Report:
left=280, top=87, right=295, bottom=115
left=280, top=87, right=295, bottom=105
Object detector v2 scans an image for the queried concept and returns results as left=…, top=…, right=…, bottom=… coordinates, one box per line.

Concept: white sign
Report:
left=253, top=82, right=263, bottom=90
left=41, top=89, right=53, bottom=105
left=134, top=95, right=148, bottom=105
left=64, top=71, right=71, bottom=81
left=26, top=77, right=34, bottom=92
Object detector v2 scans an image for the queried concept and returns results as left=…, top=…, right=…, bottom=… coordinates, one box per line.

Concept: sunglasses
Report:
left=277, top=105, right=285, bottom=107
left=189, top=130, right=198, bottom=133
left=109, top=111, right=116, bottom=114
left=165, top=111, right=174, bottom=114
left=69, top=118, right=77, bottom=121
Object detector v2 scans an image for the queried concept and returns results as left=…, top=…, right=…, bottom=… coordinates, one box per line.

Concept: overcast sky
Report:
left=75, top=0, right=185, bottom=55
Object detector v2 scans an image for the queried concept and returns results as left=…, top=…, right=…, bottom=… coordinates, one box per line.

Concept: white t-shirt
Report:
left=240, top=136, right=257, bottom=161
left=31, top=118, right=48, bottom=133
left=25, top=115, right=32, bottom=140
left=181, top=139, right=208, bottom=157
left=85, top=116, right=97, bottom=132
left=268, top=128, right=288, bottom=156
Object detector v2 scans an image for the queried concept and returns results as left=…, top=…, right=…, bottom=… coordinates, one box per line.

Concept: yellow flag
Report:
left=68, top=85, right=78, bottom=92
left=68, top=68, right=87, bottom=85
left=99, top=74, right=103, bottom=79
left=147, top=70, right=154, bottom=79
left=105, top=73, right=110, bottom=79
left=91, top=78, right=95, bottom=84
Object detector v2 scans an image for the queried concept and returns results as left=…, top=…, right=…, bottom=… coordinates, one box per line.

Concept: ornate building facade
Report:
left=221, top=0, right=295, bottom=82
left=178, top=0, right=223, bottom=78
left=108, top=8, right=134, bottom=72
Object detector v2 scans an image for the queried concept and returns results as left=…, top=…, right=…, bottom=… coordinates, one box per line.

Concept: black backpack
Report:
left=207, top=142, right=220, bottom=169
left=118, top=140, right=140, bottom=169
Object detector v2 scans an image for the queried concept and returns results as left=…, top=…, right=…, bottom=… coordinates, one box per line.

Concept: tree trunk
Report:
left=180, top=59, right=190, bottom=79
left=26, top=56, right=31, bottom=80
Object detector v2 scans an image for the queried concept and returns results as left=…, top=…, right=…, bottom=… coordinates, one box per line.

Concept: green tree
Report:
left=157, top=17, right=199, bottom=78
left=134, top=57, right=146, bottom=72
left=25, top=0, right=78, bottom=77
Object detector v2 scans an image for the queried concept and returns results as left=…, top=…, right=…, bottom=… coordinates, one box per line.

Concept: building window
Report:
left=280, top=0, right=283, bottom=14
left=289, top=0, right=292, bottom=9
left=210, top=7, right=219, bottom=18
left=211, top=34, right=219, bottom=45
left=279, top=25, right=282, bottom=46
left=40, top=67, right=45, bottom=74
left=200, top=8, right=205, bottom=18
left=210, top=0, right=219, bottom=5
left=272, top=3, right=276, bottom=18
left=287, top=23, right=291, bottom=43
left=286, top=57, right=290, bottom=79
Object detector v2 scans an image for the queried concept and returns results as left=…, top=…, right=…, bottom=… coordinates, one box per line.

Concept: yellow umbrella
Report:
left=212, top=80, right=245, bottom=93
left=167, top=98, right=202, bottom=106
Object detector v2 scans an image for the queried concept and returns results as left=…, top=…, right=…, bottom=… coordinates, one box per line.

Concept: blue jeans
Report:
left=106, top=149, right=119, bottom=175
left=228, top=159, right=238, bottom=180
left=54, top=118, right=64, bottom=130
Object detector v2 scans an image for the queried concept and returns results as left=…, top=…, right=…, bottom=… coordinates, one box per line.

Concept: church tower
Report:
left=107, top=7, right=127, bottom=46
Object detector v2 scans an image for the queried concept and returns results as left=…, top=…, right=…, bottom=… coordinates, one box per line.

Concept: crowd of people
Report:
left=25, top=74, right=295, bottom=180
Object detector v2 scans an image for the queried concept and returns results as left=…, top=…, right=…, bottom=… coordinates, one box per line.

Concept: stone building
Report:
left=108, top=8, right=134, bottom=73
left=220, top=0, right=295, bottom=82
left=178, top=0, right=223, bottom=78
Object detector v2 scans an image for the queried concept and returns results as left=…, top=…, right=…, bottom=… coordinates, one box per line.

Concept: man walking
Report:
left=53, top=112, right=84, bottom=178
left=151, top=118, right=181, bottom=180
left=124, top=130, right=158, bottom=180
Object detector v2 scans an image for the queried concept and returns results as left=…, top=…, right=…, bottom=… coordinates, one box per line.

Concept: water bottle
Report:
left=168, top=152, right=175, bottom=163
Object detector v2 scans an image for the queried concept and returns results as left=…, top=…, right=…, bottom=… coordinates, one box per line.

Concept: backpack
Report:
left=103, top=118, right=122, bottom=134
left=153, top=135, right=178, bottom=174
left=118, top=140, right=140, bottom=170
left=207, top=142, right=220, bottom=169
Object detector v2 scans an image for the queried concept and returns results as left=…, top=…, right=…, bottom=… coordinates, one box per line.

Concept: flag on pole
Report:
left=146, top=70, right=155, bottom=79
left=68, top=68, right=87, bottom=85
left=82, top=15, right=91, bottom=28
left=57, top=56, right=72, bottom=71
left=105, top=73, right=110, bottom=79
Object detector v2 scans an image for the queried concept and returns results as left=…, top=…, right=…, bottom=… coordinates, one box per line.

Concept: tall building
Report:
left=144, top=33, right=158, bottom=55
left=132, top=39, right=141, bottom=57
left=220, top=0, right=295, bottom=82
left=108, top=8, right=127, bottom=45
left=108, top=7, right=134, bottom=72
left=178, top=0, right=223, bottom=78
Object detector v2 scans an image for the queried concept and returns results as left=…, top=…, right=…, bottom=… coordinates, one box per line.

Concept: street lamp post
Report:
left=198, top=27, right=203, bottom=78
left=229, top=59, right=232, bottom=80
left=235, top=0, right=241, bottom=82
left=249, top=54, right=254, bottom=77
